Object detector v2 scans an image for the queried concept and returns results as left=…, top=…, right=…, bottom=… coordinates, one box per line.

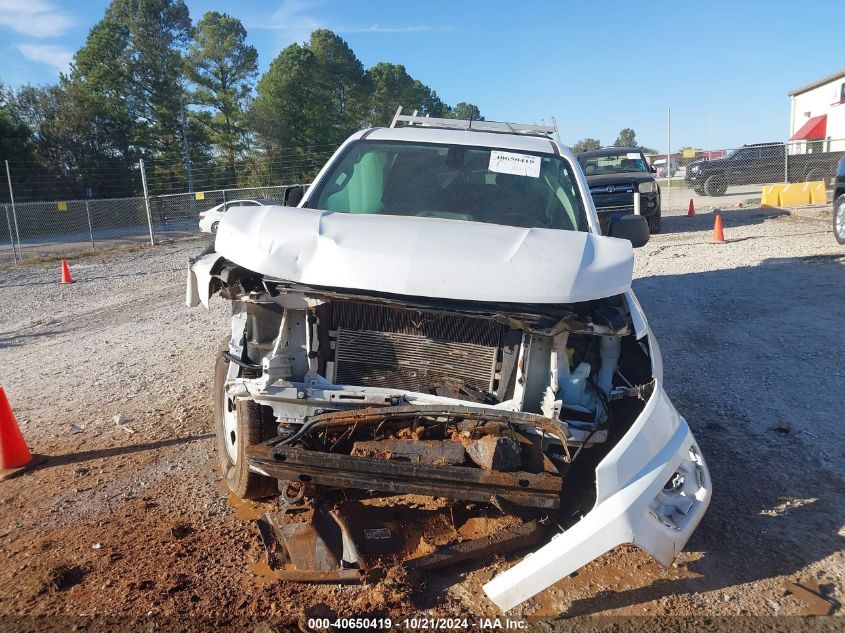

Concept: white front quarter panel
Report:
left=483, top=382, right=711, bottom=612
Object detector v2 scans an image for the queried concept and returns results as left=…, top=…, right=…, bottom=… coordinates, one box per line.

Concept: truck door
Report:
left=759, top=144, right=784, bottom=184
left=728, top=147, right=755, bottom=185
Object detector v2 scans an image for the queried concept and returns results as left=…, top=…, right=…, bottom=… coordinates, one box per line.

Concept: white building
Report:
left=788, top=69, right=845, bottom=154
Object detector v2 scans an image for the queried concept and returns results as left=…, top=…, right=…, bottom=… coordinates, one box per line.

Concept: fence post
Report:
left=84, top=198, right=95, bottom=251
left=139, top=159, right=155, bottom=246
left=3, top=204, right=17, bottom=263
left=784, top=141, right=789, bottom=183
left=4, top=160, right=21, bottom=262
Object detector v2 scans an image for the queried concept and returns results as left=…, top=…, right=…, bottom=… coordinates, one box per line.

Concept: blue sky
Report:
left=0, top=0, right=841, bottom=152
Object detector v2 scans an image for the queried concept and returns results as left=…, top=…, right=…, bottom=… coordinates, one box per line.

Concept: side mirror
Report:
left=608, top=214, right=650, bottom=247
left=649, top=165, right=657, bottom=173
left=284, top=185, right=305, bottom=207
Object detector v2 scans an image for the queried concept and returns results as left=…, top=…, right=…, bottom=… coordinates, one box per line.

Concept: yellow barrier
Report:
left=760, top=185, right=781, bottom=207
left=807, top=181, right=826, bottom=205
left=759, top=181, right=826, bottom=207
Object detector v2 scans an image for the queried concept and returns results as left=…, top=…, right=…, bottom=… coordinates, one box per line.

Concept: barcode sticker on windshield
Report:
left=488, top=151, right=541, bottom=178
left=626, top=152, right=640, bottom=159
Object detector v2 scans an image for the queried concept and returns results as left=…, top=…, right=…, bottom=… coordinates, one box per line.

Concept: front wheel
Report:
left=214, top=344, right=278, bottom=499
left=703, top=174, right=728, bottom=197
left=834, top=195, right=845, bottom=245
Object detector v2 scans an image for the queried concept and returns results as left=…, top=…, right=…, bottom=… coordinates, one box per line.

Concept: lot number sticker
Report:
left=488, top=151, right=541, bottom=178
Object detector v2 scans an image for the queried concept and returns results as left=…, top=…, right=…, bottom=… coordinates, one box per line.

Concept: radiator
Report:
left=331, top=302, right=504, bottom=393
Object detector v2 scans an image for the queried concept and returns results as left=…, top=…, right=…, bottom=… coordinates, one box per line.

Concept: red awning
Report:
left=790, top=114, right=827, bottom=141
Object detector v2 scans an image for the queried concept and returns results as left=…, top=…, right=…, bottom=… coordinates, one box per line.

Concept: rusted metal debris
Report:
left=351, top=439, right=466, bottom=466
left=257, top=504, right=546, bottom=583
left=466, top=435, right=522, bottom=471
left=404, top=520, right=544, bottom=571
left=783, top=579, right=836, bottom=616
left=256, top=510, right=369, bottom=584
left=248, top=444, right=563, bottom=509
left=272, top=404, right=570, bottom=460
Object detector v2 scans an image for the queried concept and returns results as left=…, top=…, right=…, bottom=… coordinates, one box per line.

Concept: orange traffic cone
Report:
left=688, top=199, right=696, bottom=216
left=0, top=387, right=46, bottom=481
left=712, top=213, right=725, bottom=243
left=60, top=259, right=75, bottom=284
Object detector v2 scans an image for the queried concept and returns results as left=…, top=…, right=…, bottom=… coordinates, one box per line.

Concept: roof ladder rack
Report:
left=389, top=106, right=558, bottom=138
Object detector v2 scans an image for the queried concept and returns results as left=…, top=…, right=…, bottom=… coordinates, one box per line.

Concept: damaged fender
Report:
left=186, top=253, right=224, bottom=308
left=482, top=382, right=711, bottom=611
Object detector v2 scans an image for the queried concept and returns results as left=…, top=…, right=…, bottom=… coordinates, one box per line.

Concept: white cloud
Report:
left=0, top=0, right=75, bottom=38
left=342, top=24, right=456, bottom=34
left=259, top=0, right=324, bottom=45
left=255, top=1, right=454, bottom=44
left=17, top=43, right=72, bottom=72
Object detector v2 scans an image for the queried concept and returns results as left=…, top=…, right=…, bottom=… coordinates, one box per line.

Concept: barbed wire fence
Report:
left=0, top=147, right=334, bottom=264
left=2, top=136, right=843, bottom=264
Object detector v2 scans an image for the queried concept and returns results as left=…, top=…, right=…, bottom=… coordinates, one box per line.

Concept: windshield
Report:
left=578, top=152, right=648, bottom=175
left=309, top=140, right=588, bottom=231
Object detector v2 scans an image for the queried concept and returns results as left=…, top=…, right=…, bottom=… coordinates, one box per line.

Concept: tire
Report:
left=210, top=222, right=219, bottom=234
left=703, top=174, right=728, bottom=197
left=214, top=342, right=278, bottom=499
left=834, top=195, right=845, bottom=245
left=647, top=208, right=662, bottom=234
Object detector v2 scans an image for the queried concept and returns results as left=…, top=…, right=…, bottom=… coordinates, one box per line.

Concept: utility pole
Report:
left=180, top=94, right=194, bottom=193
left=667, top=107, right=671, bottom=190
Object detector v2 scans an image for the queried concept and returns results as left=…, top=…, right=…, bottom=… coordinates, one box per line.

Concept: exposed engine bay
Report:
left=190, top=254, right=660, bottom=585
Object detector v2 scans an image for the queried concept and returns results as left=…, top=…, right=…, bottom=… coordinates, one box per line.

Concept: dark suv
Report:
left=577, top=147, right=661, bottom=233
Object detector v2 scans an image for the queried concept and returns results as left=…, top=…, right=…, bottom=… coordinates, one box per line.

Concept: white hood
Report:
left=214, top=205, right=633, bottom=304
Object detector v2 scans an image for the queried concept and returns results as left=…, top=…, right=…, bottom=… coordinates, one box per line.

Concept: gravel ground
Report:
left=0, top=206, right=843, bottom=629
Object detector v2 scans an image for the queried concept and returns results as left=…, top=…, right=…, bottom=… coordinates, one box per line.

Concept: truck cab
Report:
left=186, top=112, right=709, bottom=612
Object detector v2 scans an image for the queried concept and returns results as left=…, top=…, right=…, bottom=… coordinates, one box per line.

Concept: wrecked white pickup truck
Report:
left=186, top=113, right=710, bottom=611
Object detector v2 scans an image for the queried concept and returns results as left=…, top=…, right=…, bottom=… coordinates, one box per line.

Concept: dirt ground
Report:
left=0, top=204, right=843, bottom=631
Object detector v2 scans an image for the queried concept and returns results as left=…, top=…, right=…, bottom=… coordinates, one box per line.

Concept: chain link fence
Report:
left=646, top=138, right=845, bottom=214
left=3, top=136, right=843, bottom=264
left=0, top=183, right=304, bottom=264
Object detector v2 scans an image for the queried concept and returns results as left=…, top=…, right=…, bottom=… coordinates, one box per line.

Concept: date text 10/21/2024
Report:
left=307, top=617, right=528, bottom=630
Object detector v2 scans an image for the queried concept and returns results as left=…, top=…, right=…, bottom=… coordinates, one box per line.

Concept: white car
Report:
left=198, top=198, right=276, bottom=233
left=652, top=158, right=679, bottom=178
left=187, top=113, right=711, bottom=612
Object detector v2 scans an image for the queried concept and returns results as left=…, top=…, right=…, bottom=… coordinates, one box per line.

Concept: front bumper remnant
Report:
left=248, top=444, right=563, bottom=509
left=483, top=401, right=710, bottom=611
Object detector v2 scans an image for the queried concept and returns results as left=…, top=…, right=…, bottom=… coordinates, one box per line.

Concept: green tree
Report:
left=253, top=30, right=367, bottom=175
left=446, top=102, right=484, bottom=121
left=0, top=83, right=33, bottom=162
left=69, top=14, right=135, bottom=165
left=614, top=128, right=637, bottom=147
left=253, top=43, right=321, bottom=156
left=365, top=62, right=457, bottom=126
left=185, top=11, right=258, bottom=181
left=309, top=29, right=369, bottom=142
left=572, top=138, right=601, bottom=153
left=119, top=0, right=191, bottom=164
